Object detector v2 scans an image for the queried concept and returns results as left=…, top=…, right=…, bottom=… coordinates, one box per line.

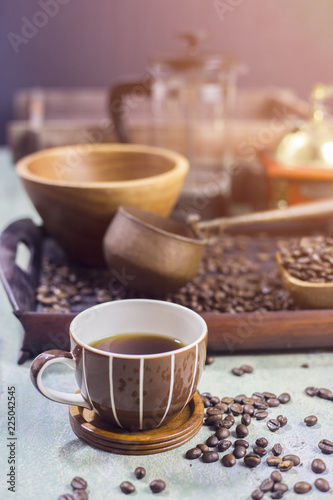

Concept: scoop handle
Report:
left=196, top=198, right=333, bottom=232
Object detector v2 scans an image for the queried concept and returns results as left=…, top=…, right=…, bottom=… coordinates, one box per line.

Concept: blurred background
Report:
left=2, top=0, right=333, bottom=214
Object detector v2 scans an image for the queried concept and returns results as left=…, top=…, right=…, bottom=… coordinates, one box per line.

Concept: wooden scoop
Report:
left=103, top=198, right=333, bottom=295
left=276, top=251, right=333, bottom=309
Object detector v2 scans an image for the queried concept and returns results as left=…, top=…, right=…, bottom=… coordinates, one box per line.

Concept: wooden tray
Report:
left=1, top=218, right=333, bottom=364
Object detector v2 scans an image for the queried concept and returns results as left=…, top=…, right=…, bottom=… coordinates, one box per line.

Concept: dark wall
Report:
left=1, top=0, right=333, bottom=144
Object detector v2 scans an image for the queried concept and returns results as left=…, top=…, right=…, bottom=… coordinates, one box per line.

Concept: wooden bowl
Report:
left=16, top=144, right=189, bottom=265
left=276, top=251, right=333, bottom=309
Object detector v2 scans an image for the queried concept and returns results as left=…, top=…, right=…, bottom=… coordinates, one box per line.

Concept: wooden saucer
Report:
left=69, top=391, right=204, bottom=455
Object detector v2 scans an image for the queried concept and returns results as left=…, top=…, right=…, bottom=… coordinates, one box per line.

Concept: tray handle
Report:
left=0, top=219, right=43, bottom=313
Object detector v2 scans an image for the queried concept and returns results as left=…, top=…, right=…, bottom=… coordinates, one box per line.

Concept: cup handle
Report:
left=30, top=350, right=92, bottom=409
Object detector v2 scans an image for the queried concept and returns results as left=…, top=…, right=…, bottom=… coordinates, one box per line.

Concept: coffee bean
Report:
left=266, top=456, right=282, bottom=466
left=134, top=466, right=146, bottom=479
left=318, top=388, right=333, bottom=400
left=301, top=363, right=309, bottom=368
left=293, top=481, right=312, bottom=494
left=58, top=495, right=74, bottom=500
left=267, top=419, right=280, bottom=432
left=234, top=439, right=249, bottom=448
left=206, top=435, right=219, bottom=447
left=214, top=402, right=229, bottom=413
left=270, top=471, right=282, bottom=483
left=272, top=444, right=282, bottom=456
left=278, top=460, right=293, bottom=472
left=217, top=440, right=232, bottom=452
left=271, top=492, right=284, bottom=499
left=282, top=454, right=300, bottom=466
left=201, top=392, right=212, bottom=399
left=240, top=364, right=254, bottom=373
left=196, top=443, right=210, bottom=453
left=236, top=424, right=249, bottom=438
left=230, top=403, right=244, bottom=416
left=314, top=478, right=330, bottom=492
left=232, top=367, right=244, bottom=376
left=234, top=394, right=247, bottom=404
left=210, top=396, right=220, bottom=405
left=205, top=355, right=215, bottom=365
left=263, top=392, right=276, bottom=400
left=241, top=413, right=251, bottom=426
left=149, top=480, right=166, bottom=494
left=216, top=418, right=233, bottom=429
left=254, top=401, right=269, bottom=410
left=305, top=386, right=319, bottom=397
left=206, top=407, right=223, bottom=416
left=255, top=410, right=268, bottom=420
left=253, top=446, right=267, bottom=457
left=205, top=415, right=222, bottom=426
left=243, top=404, right=255, bottom=416
left=185, top=448, right=202, bottom=459
left=224, top=414, right=235, bottom=424
left=244, top=453, right=261, bottom=467
left=252, top=392, right=265, bottom=400
left=319, top=439, right=333, bottom=454
left=243, top=397, right=257, bottom=405
left=267, top=398, right=280, bottom=407
left=311, top=458, right=326, bottom=473
left=256, top=437, right=268, bottom=448
left=221, top=453, right=236, bottom=467
left=119, top=481, right=135, bottom=494
left=221, top=397, right=234, bottom=405
left=259, top=479, right=274, bottom=492
left=278, top=393, right=291, bottom=404
left=201, top=397, right=211, bottom=408
left=251, top=490, right=264, bottom=500
left=202, top=451, right=219, bottom=463
left=73, top=491, right=88, bottom=500
left=215, top=428, right=230, bottom=440
left=304, top=415, right=317, bottom=427
left=273, top=483, right=288, bottom=493
left=71, top=478, right=87, bottom=491
left=277, top=415, right=287, bottom=427
left=233, top=445, right=247, bottom=459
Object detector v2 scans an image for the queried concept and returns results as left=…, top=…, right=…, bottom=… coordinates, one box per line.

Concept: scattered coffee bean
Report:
left=206, top=435, right=219, bottom=447
left=216, top=418, right=233, bottom=429
left=71, top=478, right=87, bottom=491
left=293, top=481, right=312, bottom=494
left=149, top=480, right=166, bottom=494
left=260, top=479, right=274, bottom=492
left=224, top=414, right=235, bottom=424
left=277, top=415, right=287, bottom=427
left=205, top=355, right=215, bottom=365
left=234, top=439, right=249, bottom=448
left=234, top=394, right=247, bottom=404
left=263, top=392, right=276, bottom=400
left=206, top=407, right=223, bottom=416
left=243, top=397, right=257, bottom=405
left=318, top=388, right=333, bottom=400
left=243, top=404, right=255, bottom=416
left=311, top=458, right=326, bottom=473
left=253, top=392, right=265, bottom=400
left=186, top=448, right=202, bottom=459
left=241, top=413, right=251, bottom=426
left=282, top=454, right=300, bottom=466
left=272, top=444, right=282, bottom=456
left=278, top=460, right=293, bottom=472
left=267, top=398, right=280, bottom=407
left=304, top=415, right=317, bottom=427
left=201, top=397, right=211, bottom=408
left=210, top=396, right=220, bottom=405
left=319, top=439, right=333, bottom=454
left=254, top=401, right=269, bottom=410
left=215, top=428, right=230, bottom=440
left=240, top=364, right=254, bottom=373
left=233, top=445, right=247, bottom=459
left=205, top=415, right=221, bottom=426
left=256, top=437, right=268, bottom=448
left=301, top=363, right=309, bottom=368
left=277, top=393, right=291, bottom=404
left=196, top=443, right=209, bottom=453
left=119, top=481, right=135, bottom=494
left=214, top=402, right=229, bottom=413
left=305, top=387, right=319, bottom=397
left=221, top=397, right=234, bottom=405
left=134, top=466, right=146, bottom=479
left=267, top=419, right=280, bottom=432
left=58, top=495, right=74, bottom=500
left=273, top=483, right=288, bottom=493
left=230, top=403, right=244, bottom=416
left=73, top=491, right=88, bottom=500
left=236, top=424, right=249, bottom=438
left=266, top=456, right=282, bottom=466
left=270, top=471, right=282, bottom=483
left=253, top=446, right=267, bottom=457
left=255, top=410, right=268, bottom=420
left=271, top=492, right=284, bottom=499
left=202, top=451, right=219, bottom=463
left=314, top=478, right=330, bottom=492
left=244, top=453, right=261, bottom=467
left=221, top=453, right=236, bottom=467
left=232, top=367, right=244, bottom=376
left=251, top=490, right=264, bottom=500
left=217, top=440, right=232, bottom=452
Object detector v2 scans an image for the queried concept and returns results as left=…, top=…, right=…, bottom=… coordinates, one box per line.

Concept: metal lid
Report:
left=273, top=84, right=333, bottom=169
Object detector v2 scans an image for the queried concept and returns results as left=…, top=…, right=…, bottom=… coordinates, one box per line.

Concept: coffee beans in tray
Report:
left=278, top=235, right=333, bottom=283
left=36, top=234, right=296, bottom=315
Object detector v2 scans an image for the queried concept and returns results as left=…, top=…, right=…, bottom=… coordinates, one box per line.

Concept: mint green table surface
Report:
left=0, top=148, right=332, bottom=500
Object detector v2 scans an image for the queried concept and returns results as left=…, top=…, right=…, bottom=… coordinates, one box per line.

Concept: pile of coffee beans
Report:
left=58, top=477, right=88, bottom=500
left=278, top=235, right=333, bottom=283
left=37, top=234, right=296, bottom=314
